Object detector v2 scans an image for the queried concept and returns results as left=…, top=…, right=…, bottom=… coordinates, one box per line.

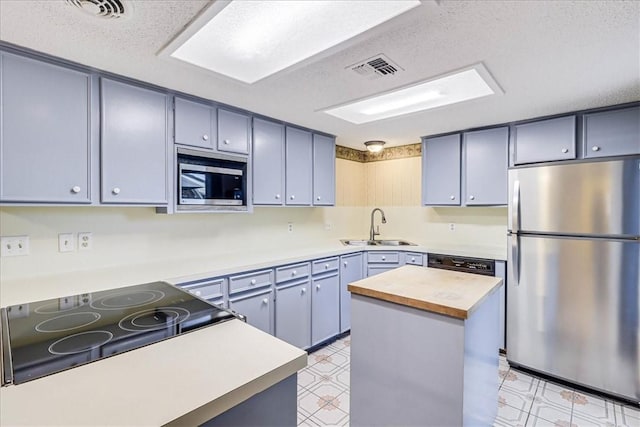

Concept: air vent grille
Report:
left=65, top=0, right=127, bottom=19
left=349, top=54, right=404, bottom=79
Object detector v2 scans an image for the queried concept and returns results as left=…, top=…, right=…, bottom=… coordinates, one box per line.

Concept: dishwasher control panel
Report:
left=427, top=253, right=495, bottom=276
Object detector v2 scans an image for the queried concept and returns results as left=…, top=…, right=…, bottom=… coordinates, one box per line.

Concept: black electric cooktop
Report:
left=0, top=281, right=236, bottom=385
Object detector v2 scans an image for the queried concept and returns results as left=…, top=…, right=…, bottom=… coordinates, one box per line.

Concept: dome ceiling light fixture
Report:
left=364, top=140, right=386, bottom=153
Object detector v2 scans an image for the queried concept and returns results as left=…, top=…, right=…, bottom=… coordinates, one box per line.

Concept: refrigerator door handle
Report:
left=512, top=180, right=521, bottom=233
left=511, top=233, right=520, bottom=286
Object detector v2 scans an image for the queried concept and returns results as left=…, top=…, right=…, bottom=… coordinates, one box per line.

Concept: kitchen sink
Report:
left=340, top=239, right=416, bottom=246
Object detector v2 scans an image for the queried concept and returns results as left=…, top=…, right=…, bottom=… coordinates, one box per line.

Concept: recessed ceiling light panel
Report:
left=163, top=0, right=421, bottom=84
left=323, top=63, right=503, bottom=124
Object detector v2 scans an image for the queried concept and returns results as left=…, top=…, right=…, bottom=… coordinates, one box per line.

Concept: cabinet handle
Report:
left=343, top=261, right=348, bottom=267
left=324, top=263, right=329, bottom=269
left=316, top=196, right=321, bottom=201
left=381, top=256, right=386, bottom=260
left=112, top=187, right=121, bottom=195
left=301, top=288, right=306, bottom=294
left=195, top=290, right=202, bottom=296
left=469, top=195, right=475, bottom=200
left=202, top=134, right=209, bottom=141
left=592, top=146, right=600, bottom=152
left=275, top=194, right=281, bottom=199
left=71, top=186, right=81, bottom=194
left=450, top=195, right=455, bottom=200
left=292, top=270, right=297, bottom=276
left=250, top=279, right=257, bottom=285
left=262, top=298, right=268, bottom=305
left=561, top=148, right=569, bottom=154
left=316, top=284, right=321, bottom=290
left=223, top=139, right=230, bottom=145
left=290, top=195, right=295, bottom=200
left=411, top=257, right=416, bottom=262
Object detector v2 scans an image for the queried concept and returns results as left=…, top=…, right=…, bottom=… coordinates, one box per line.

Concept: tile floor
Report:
left=297, top=335, right=640, bottom=427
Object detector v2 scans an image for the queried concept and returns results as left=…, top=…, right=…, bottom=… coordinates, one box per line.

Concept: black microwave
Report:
left=177, top=148, right=248, bottom=211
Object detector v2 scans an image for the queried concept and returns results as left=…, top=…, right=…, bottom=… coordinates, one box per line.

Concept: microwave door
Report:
left=179, top=164, right=243, bottom=205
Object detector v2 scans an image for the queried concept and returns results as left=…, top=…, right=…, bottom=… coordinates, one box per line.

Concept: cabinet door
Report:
left=422, top=134, right=461, bottom=206
left=311, top=273, right=340, bottom=345
left=252, top=118, right=285, bottom=205
left=513, top=115, right=576, bottom=165
left=0, top=53, right=91, bottom=203
left=583, top=106, right=640, bottom=158
left=275, top=281, right=311, bottom=349
left=464, top=127, right=508, bottom=205
left=340, top=253, right=363, bottom=333
left=285, top=127, right=313, bottom=205
left=312, top=134, right=335, bottom=206
left=174, top=97, right=215, bottom=149
left=218, top=108, right=250, bottom=154
left=229, top=289, right=274, bottom=335
left=100, top=78, right=168, bottom=204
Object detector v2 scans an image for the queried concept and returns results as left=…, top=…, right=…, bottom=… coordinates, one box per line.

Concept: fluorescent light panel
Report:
left=169, top=0, right=421, bottom=84
left=324, top=65, right=500, bottom=124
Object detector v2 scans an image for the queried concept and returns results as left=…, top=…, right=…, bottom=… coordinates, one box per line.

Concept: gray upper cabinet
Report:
left=464, top=127, right=509, bottom=205
left=100, top=78, right=168, bottom=205
left=422, top=134, right=461, bottom=206
left=174, top=97, right=216, bottom=150
left=513, top=115, right=576, bottom=165
left=583, top=106, right=640, bottom=159
left=285, top=127, right=313, bottom=206
left=0, top=53, right=91, bottom=203
left=253, top=118, right=285, bottom=205
left=218, top=108, right=250, bottom=155
left=312, top=134, right=336, bottom=206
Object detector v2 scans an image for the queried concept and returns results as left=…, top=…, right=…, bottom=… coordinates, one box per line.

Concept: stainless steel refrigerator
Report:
left=507, top=157, right=640, bottom=402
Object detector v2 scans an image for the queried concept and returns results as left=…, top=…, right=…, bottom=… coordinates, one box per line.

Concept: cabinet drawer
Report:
left=405, top=252, right=423, bottom=266
left=229, top=269, right=273, bottom=294
left=368, top=252, right=399, bottom=264
left=180, top=278, right=225, bottom=300
left=276, top=262, right=310, bottom=283
left=312, top=257, right=339, bottom=275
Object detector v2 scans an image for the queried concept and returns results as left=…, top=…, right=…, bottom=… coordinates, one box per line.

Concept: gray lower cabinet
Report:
left=252, top=118, right=285, bottom=205
left=100, top=78, right=168, bottom=204
left=285, top=127, right=313, bottom=205
left=367, top=251, right=403, bottom=277
left=464, top=127, right=509, bottom=205
left=174, top=97, right=216, bottom=149
left=311, top=258, right=340, bottom=345
left=422, top=134, right=461, bottom=206
left=404, top=252, right=424, bottom=266
left=583, top=106, right=640, bottom=158
left=275, top=278, right=311, bottom=349
left=218, top=108, right=250, bottom=155
left=229, top=288, right=274, bottom=335
left=339, top=253, right=364, bottom=333
left=312, top=134, right=336, bottom=206
left=512, top=115, right=576, bottom=165
left=0, top=52, right=92, bottom=203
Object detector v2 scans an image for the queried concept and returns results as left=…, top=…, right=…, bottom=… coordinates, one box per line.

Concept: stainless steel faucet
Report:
left=369, top=208, right=387, bottom=241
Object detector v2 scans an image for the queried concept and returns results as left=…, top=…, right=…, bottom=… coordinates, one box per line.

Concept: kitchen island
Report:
left=348, top=265, right=503, bottom=427
left=0, top=319, right=306, bottom=426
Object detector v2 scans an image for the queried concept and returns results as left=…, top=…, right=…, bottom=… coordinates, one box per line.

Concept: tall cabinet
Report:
left=312, top=134, right=335, bottom=206
left=0, top=52, right=92, bottom=203
left=285, top=127, right=313, bottom=206
left=252, top=118, right=285, bottom=205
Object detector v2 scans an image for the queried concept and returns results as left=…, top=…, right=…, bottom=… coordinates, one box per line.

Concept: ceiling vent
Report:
left=348, top=54, right=404, bottom=79
left=65, top=0, right=129, bottom=19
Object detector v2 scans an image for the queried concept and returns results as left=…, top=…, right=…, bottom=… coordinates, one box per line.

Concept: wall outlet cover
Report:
left=78, top=232, right=93, bottom=251
left=0, top=235, right=30, bottom=257
left=58, top=233, right=76, bottom=253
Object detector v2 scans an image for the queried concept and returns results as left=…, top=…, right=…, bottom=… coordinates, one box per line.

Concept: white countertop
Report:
left=0, top=241, right=506, bottom=307
left=0, top=319, right=307, bottom=426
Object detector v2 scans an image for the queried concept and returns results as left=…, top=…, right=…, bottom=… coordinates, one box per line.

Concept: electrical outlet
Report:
left=58, top=296, right=79, bottom=310
left=449, top=223, right=456, bottom=232
left=58, top=233, right=75, bottom=253
left=287, top=222, right=293, bottom=233
left=78, top=232, right=93, bottom=251
left=6, top=304, right=29, bottom=319
left=324, top=222, right=333, bottom=231
left=0, top=235, right=30, bottom=257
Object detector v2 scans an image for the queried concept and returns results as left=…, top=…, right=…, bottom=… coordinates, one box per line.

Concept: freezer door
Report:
left=507, top=234, right=640, bottom=401
left=508, top=158, right=640, bottom=237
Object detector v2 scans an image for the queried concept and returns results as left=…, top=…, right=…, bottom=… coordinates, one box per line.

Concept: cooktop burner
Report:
left=1, top=281, right=236, bottom=385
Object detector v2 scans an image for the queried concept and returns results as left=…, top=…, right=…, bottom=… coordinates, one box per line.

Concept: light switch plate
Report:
left=58, top=233, right=75, bottom=253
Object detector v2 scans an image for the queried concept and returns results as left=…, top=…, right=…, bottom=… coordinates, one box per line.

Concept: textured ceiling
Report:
left=0, top=0, right=638, bottom=150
